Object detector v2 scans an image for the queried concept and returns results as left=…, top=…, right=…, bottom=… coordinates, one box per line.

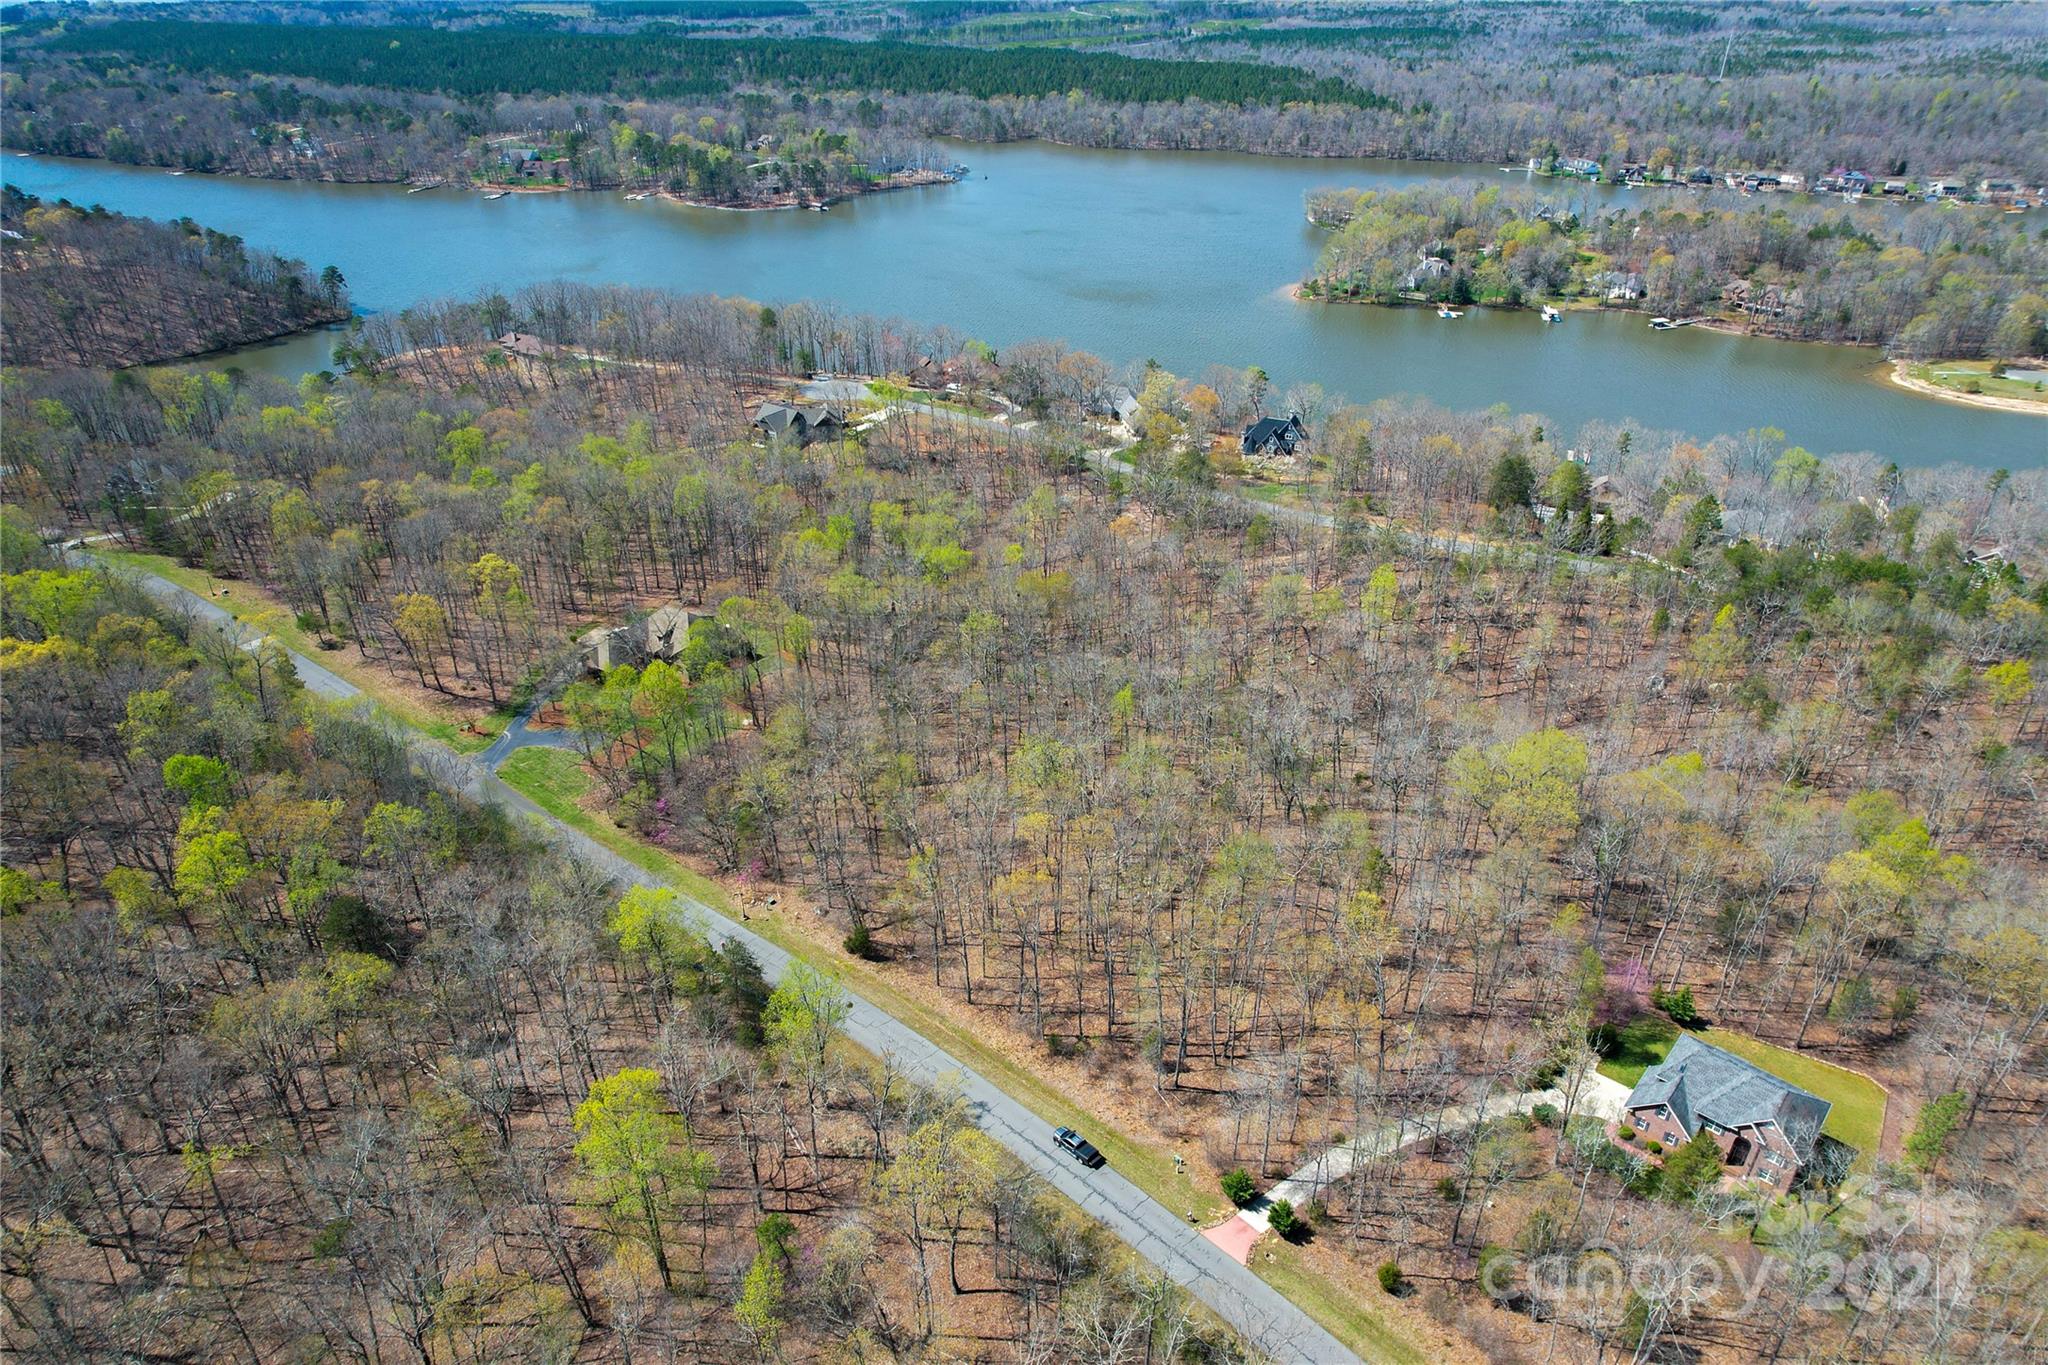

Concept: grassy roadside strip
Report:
left=497, top=747, right=1428, bottom=1364
left=1257, top=1242, right=1433, bottom=1365
left=97, top=548, right=509, bottom=752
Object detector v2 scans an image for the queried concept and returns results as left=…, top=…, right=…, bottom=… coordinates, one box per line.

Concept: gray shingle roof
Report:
left=1241, top=413, right=1307, bottom=455
left=753, top=402, right=843, bottom=437
left=1626, top=1035, right=1831, bottom=1140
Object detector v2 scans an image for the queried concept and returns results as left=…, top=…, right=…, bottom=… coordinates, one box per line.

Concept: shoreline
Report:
left=1291, top=282, right=2048, bottom=415
left=137, top=312, right=353, bottom=370
left=2, top=148, right=960, bottom=213
left=13, top=306, right=352, bottom=372
left=1886, top=359, right=2048, bottom=415
left=15, top=134, right=2040, bottom=216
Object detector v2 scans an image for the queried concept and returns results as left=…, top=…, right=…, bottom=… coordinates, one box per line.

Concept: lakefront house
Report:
left=1621, top=1036, right=1833, bottom=1193
left=1241, top=413, right=1309, bottom=459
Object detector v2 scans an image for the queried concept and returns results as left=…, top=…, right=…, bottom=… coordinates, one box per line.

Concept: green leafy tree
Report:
left=764, top=963, right=849, bottom=1174
left=162, top=754, right=233, bottom=811
left=362, top=801, right=432, bottom=910
left=573, top=1067, right=713, bottom=1290
left=633, top=659, right=697, bottom=775
left=734, top=1252, right=786, bottom=1357
left=1359, top=563, right=1400, bottom=639
left=1686, top=603, right=1746, bottom=696
left=1448, top=727, right=1590, bottom=847
left=1542, top=459, right=1589, bottom=512
left=608, top=885, right=703, bottom=994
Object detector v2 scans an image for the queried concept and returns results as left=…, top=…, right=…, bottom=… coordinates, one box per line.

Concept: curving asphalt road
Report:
left=797, top=378, right=1644, bottom=579
left=477, top=704, right=583, bottom=769
left=94, top=554, right=1363, bottom=1365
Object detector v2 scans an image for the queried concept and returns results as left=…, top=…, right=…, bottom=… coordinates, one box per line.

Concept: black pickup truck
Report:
left=1054, top=1126, right=1106, bottom=1168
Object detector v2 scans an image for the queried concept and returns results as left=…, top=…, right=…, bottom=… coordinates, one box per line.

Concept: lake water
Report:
left=5, top=145, right=2042, bottom=470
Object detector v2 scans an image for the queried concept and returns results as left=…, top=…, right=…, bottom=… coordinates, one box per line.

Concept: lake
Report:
left=5, top=144, right=2042, bottom=470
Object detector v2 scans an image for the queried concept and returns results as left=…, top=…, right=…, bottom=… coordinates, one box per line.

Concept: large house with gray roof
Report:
left=752, top=401, right=844, bottom=446
left=1623, top=1035, right=1832, bottom=1192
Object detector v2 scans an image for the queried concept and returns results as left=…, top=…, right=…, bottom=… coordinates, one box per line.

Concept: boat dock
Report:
left=1649, top=316, right=1706, bottom=330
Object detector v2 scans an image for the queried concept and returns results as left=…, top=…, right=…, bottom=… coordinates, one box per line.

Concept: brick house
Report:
left=1622, top=1036, right=1832, bottom=1193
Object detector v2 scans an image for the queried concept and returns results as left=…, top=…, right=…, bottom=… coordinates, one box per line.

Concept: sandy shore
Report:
left=1887, top=360, right=2048, bottom=415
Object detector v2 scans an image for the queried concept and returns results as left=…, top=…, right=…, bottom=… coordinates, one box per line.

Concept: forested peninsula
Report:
left=1299, top=181, right=2048, bottom=364
left=0, top=187, right=349, bottom=368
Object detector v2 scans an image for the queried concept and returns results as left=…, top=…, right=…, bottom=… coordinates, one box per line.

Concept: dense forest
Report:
left=4, top=282, right=2042, bottom=1361
left=1301, top=180, right=2048, bottom=359
left=42, top=18, right=1382, bottom=110
left=0, top=523, right=1240, bottom=1359
left=0, top=188, right=349, bottom=368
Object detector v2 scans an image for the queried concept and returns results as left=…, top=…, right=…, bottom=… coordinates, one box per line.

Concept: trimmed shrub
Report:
left=1221, top=1168, right=1257, bottom=1206
left=1618, top=1126, right=1637, bottom=1142
left=1651, top=984, right=1702, bottom=1026
left=1378, top=1261, right=1406, bottom=1294
left=1647, top=1139, right=1664, bottom=1155
left=1267, top=1198, right=1301, bottom=1242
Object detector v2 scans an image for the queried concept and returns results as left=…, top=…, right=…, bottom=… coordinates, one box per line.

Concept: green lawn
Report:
left=496, top=747, right=592, bottom=804
left=1595, top=1013, right=1680, bottom=1086
left=97, top=548, right=508, bottom=751
left=1597, top=1015, right=1887, bottom=1164
left=1908, top=360, right=2048, bottom=404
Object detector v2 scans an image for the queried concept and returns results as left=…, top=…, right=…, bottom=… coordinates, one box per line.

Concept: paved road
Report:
left=796, top=380, right=1627, bottom=583
left=1077, top=445, right=1649, bottom=578
left=94, top=554, right=1362, bottom=1365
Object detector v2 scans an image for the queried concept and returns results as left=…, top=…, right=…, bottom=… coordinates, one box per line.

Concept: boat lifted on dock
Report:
left=1541, top=305, right=1562, bottom=323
